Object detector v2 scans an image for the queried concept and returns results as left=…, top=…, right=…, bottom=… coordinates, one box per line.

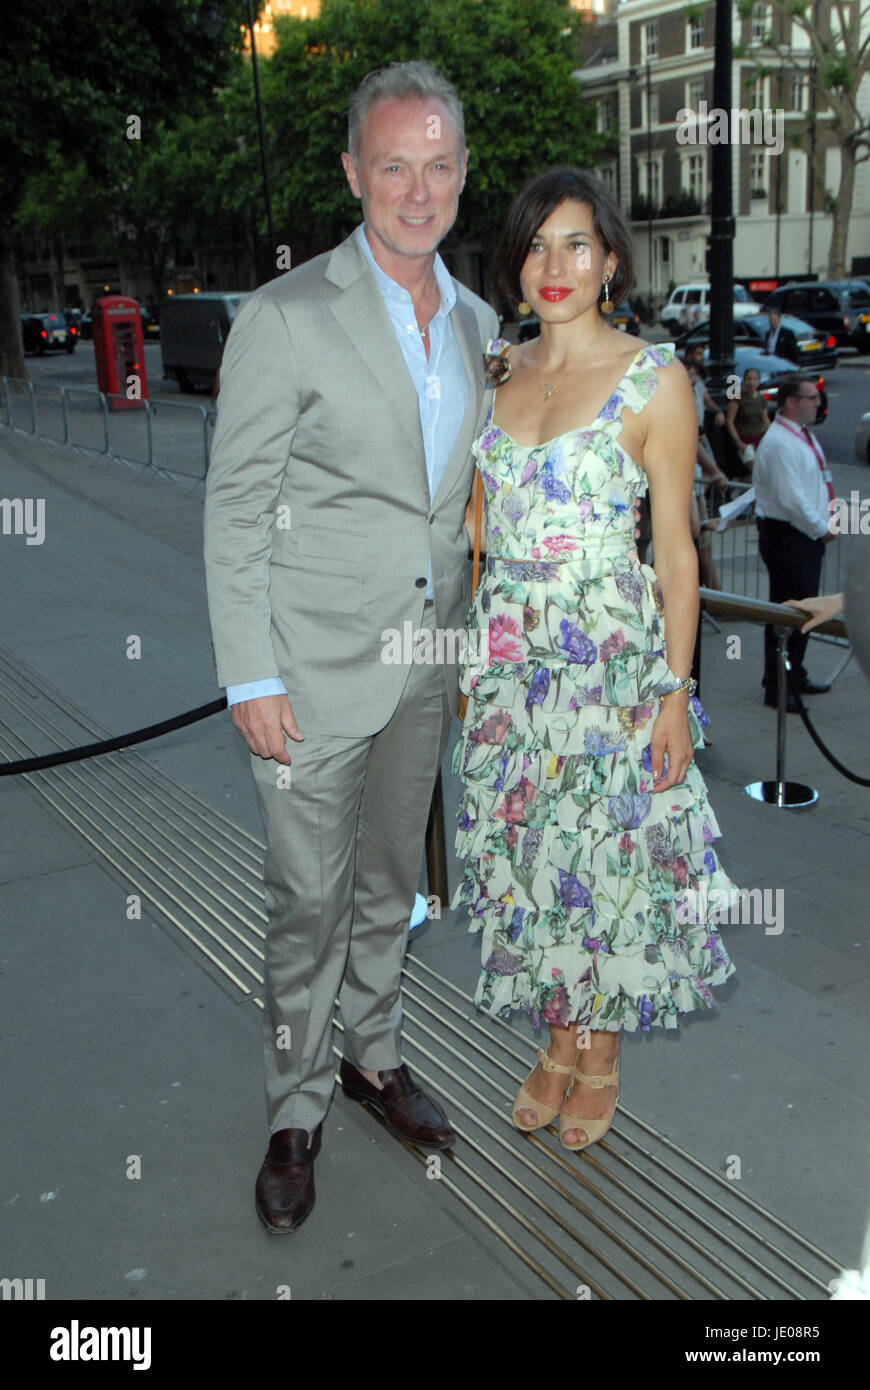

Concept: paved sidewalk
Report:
left=1, top=427, right=868, bottom=1301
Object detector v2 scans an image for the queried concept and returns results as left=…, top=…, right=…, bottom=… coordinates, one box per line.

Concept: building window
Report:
left=642, top=21, right=658, bottom=60
left=746, top=73, right=766, bottom=110
left=751, top=3, right=769, bottom=43
left=749, top=150, right=768, bottom=199
left=687, top=77, right=706, bottom=110
left=688, top=13, right=705, bottom=50
left=643, top=86, right=660, bottom=126
left=597, top=96, right=616, bottom=133
left=598, top=163, right=617, bottom=196
left=684, top=152, right=707, bottom=205
left=637, top=155, right=663, bottom=206
left=790, top=73, right=806, bottom=111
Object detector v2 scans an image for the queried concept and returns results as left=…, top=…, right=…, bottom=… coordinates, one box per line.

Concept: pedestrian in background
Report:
left=724, top=366, right=770, bottom=477
left=764, top=308, right=800, bottom=363
left=754, top=376, right=836, bottom=710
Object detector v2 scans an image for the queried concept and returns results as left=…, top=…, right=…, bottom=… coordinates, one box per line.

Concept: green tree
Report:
left=0, top=0, right=242, bottom=377
left=261, top=0, right=608, bottom=288
left=737, top=0, right=869, bottom=279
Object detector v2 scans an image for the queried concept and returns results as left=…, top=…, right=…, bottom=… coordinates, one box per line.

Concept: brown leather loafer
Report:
left=255, top=1123, right=322, bottom=1233
left=339, top=1058, right=456, bottom=1151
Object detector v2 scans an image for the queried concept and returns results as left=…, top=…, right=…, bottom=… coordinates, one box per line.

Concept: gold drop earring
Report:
left=518, top=299, right=531, bottom=315
left=601, top=275, right=614, bottom=314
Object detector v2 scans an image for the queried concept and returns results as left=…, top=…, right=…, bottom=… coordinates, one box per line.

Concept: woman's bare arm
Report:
left=639, top=357, right=699, bottom=793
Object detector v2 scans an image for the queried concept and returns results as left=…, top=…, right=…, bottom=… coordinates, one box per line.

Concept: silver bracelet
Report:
left=663, top=677, right=697, bottom=698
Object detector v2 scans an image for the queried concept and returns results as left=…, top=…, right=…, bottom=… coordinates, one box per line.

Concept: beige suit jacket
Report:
left=203, top=228, right=499, bottom=735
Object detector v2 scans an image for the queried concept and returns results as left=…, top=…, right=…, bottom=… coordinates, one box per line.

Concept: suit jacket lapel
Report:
left=325, top=230, right=485, bottom=508
left=432, top=295, right=485, bottom=508
left=326, top=234, right=426, bottom=479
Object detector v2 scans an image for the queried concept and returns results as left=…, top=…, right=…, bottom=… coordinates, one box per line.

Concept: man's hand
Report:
left=783, top=594, right=844, bottom=633
left=231, top=693, right=302, bottom=763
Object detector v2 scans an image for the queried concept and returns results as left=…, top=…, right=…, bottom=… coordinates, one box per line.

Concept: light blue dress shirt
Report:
left=226, top=221, right=470, bottom=707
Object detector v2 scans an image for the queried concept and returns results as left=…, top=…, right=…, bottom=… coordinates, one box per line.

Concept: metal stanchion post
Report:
left=745, top=626, right=818, bottom=808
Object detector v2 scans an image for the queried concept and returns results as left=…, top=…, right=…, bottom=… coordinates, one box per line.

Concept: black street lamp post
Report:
left=244, top=0, right=277, bottom=284
left=706, top=0, right=735, bottom=399
left=774, top=44, right=790, bottom=281
left=646, top=60, right=654, bottom=306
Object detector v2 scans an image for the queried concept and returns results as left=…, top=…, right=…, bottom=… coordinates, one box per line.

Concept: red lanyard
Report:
left=775, top=417, right=834, bottom=504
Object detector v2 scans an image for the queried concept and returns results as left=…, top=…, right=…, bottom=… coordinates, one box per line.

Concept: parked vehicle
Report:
left=762, top=280, right=870, bottom=352
left=855, top=410, right=870, bottom=466
left=160, top=292, right=247, bottom=393
left=674, top=311, right=837, bottom=370
left=21, top=312, right=75, bottom=355
left=140, top=305, right=160, bottom=340
left=688, top=344, right=827, bottom=422
left=516, top=300, right=640, bottom=342
left=661, top=283, right=761, bottom=332
left=62, top=309, right=82, bottom=343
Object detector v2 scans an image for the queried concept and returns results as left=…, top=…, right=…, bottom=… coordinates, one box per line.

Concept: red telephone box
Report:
left=91, top=295, right=149, bottom=407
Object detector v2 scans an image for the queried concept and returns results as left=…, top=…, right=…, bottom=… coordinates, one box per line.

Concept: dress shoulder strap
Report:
left=619, top=342, right=676, bottom=417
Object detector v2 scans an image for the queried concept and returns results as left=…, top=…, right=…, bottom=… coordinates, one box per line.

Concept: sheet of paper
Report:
left=716, top=487, right=755, bottom=531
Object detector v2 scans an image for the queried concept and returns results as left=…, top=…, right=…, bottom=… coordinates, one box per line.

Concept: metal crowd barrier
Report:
left=698, top=479, right=848, bottom=616
left=0, top=376, right=210, bottom=480
left=0, top=375, right=852, bottom=604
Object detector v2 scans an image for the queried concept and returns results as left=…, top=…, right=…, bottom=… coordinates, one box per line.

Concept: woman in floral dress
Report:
left=452, top=168, right=737, bottom=1150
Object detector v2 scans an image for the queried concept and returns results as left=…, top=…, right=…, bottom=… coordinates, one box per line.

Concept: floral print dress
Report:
left=451, top=342, right=737, bottom=1033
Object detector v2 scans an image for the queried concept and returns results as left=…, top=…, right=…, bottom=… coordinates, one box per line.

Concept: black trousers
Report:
left=757, top=517, right=825, bottom=688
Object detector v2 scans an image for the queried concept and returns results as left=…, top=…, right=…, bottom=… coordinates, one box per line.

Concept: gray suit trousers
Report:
left=249, top=602, right=452, bottom=1136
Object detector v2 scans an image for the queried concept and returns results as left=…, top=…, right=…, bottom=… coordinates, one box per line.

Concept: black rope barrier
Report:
left=785, top=668, right=870, bottom=788
left=0, top=590, right=865, bottom=788
left=0, top=698, right=226, bottom=776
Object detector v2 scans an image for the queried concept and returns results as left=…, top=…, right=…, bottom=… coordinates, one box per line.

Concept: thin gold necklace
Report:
left=538, top=324, right=608, bottom=399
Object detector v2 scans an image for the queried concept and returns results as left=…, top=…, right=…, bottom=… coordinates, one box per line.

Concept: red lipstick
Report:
left=540, top=287, right=573, bottom=301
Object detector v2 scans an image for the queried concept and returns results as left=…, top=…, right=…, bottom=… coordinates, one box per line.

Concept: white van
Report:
left=661, top=283, right=761, bottom=332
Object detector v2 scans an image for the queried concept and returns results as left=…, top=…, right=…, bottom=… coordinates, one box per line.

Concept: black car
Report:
left=21, top=312, right=75, bottom=354
left=517, top=300, right=641, bottom=342
left=140, top=305, right=160, bottom=340
left=762, top=281, right=870, bottom=352
left=674, top=311, right=837, bottom=370
left=690, top=344, right=826, bottom=421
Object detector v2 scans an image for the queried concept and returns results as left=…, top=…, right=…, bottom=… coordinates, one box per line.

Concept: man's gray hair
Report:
left=347, top=60, right=466, bottom=163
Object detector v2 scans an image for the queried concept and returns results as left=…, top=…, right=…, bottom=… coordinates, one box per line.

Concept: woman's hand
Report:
left=650, top=697, right=694, bottom=793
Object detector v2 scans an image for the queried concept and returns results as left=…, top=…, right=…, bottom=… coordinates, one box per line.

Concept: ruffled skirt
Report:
left=450, top=551, right=737, bottom=1033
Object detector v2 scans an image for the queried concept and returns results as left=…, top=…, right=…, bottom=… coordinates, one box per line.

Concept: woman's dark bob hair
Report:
left=494, top=167, right=634, bottom=312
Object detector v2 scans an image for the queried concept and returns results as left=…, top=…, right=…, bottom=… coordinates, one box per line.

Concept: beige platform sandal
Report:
left=512, top=1047, right=575, bottom=1132
left=559, top=1054, right=620, bottom=1151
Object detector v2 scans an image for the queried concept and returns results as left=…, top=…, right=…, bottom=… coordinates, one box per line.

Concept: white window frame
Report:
left=642, top=21, right=658, bottom=61
left=790, top=72, right=807, bottom=112
left=597, top=96, right=616, bottom=133
left=686, top=76, right=706, bottom=110
left=688, top=13, right=705, bottom=51
left=682, top=151, right=708, bottom=207
left=642, top=85, right=660, bottom=127
left=750, top=3, right=769, bottom=44
left=749, top=149, right=769, bottom=200
left=636, top=153, right=664, bottom=206
left=598, top=162, right=617, bottom=196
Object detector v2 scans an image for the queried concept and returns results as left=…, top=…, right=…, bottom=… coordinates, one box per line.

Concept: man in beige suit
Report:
left=203, top=60, right=498, bottom=1231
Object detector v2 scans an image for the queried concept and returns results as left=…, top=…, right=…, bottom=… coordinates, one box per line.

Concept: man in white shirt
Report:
left=753, top=376, right=837, bottom=707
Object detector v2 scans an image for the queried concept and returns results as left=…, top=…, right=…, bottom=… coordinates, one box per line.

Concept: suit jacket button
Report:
left=415, top=577, right=427, bottom=587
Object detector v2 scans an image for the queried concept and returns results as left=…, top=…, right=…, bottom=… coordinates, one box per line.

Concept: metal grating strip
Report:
left=0, top=649, right=844, bottom=1299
